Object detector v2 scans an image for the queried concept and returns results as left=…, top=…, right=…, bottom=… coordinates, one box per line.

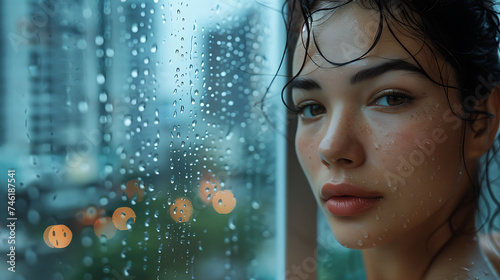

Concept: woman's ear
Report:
left=466, top=85, right=500, bottom=159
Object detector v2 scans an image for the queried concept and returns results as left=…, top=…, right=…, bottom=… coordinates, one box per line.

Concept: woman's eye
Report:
left=373, top=93, right=412, bottom=107
left=298, top=104, right=326, bottom=119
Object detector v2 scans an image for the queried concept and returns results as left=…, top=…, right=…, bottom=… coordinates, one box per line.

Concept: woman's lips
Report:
left=321, top=182, right=383, bottom=216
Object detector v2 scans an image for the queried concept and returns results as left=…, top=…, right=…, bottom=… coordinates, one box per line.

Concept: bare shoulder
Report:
left=425, top=234, right=499, bottom=279
left=480, top=233, right=500, bottom=278
left=426, top=262, right=498, bottom=280
left=425, top=262, right=498, bottom=280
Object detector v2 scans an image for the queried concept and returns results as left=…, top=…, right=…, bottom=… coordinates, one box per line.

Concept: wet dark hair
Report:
left=282, top=0, right=500, bottom=232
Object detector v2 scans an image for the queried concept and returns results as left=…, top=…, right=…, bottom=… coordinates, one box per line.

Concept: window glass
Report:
left=0, top=0, right=286, bottom=279
left=317, top=209, right=365, bottom=280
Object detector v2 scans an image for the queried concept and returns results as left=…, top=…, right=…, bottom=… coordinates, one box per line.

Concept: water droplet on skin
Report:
left=375, top=215, right=380, bottom=221
left=362, top=230, right=369, bottom=239
left=357, top=240, right=363, bottom=247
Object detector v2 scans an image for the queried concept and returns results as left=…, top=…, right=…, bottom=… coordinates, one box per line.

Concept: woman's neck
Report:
left=361, top=205, right=496, bottom=280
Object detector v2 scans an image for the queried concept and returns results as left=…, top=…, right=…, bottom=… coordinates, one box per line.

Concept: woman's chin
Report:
left=334, top=235, right=381, bottom=249
left=326, top=220, right=388, bottom=249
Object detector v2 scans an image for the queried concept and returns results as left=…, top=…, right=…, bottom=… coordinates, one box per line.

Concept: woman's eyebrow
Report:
left=290, top=78, right=322, bottom=90
left=350, top=59, right=427, bottom=85
left=291, top=60, right=426, bottom=90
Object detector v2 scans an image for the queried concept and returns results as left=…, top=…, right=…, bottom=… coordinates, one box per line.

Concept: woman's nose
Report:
left=318, top=115, right=366, bottom=168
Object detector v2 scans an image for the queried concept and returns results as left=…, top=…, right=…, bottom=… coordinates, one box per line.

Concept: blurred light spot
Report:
left=112, top=207, right=136, bottom=230
left=94, top=217, right=117, bottom=239
left=83, top=256, right=93, bottom=267
left=81, top=236, right=93, bottom=247
left=170, top=197, right=193, bottom=223
left=212, top=190, right=236, bottom=214
left=124, top=179, right=145, bottom=202
left=43, top=226, right=55, bottom=248
left=28, top=209, right=40, bottom=224
left=198, top=172, right=219, bottom=203
left=75, top=206, right=102, bottom=226
left=25, top=248, right=37, bottom=265
left=44, top=225, right=73, bottom=248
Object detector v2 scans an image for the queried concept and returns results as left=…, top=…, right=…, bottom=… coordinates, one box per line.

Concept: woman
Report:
left=285, top=0, right=500, bottom=278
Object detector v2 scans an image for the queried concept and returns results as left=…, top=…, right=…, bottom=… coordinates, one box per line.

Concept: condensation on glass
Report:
left=0, top=0, right=286, bottom=279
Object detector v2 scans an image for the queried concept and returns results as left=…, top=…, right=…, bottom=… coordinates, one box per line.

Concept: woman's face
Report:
left=292, top=3, right=476, bottom=249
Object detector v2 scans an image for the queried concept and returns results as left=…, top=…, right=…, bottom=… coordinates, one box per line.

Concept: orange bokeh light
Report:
left=170, top=197, right=193, bottom=223
left=44, top=225, right=73, bottom=248
left=94, top=217, right=117, bottom=239
left=75, top=206, right=104, bottom=226
left=124, top=179, right=145, bottom=202
left=43, top=226, right=55, bottom=248
left=112, top=207, right=136, bottom=230
left=198, top=172, right=219, bottom=203
left=212, top=190, right=236, bottom=214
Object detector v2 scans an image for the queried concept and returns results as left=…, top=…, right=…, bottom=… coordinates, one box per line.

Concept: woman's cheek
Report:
left=378, top=117, right=463, bottom=198
left=295, top=125, right=322, bottom=181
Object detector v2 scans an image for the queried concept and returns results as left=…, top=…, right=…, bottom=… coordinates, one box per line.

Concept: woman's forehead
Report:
left=293, top=3, right=378, bottom=72
left=292, top=2, right=452, bottom=83
left=315, top=5, right=378, bottom=58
